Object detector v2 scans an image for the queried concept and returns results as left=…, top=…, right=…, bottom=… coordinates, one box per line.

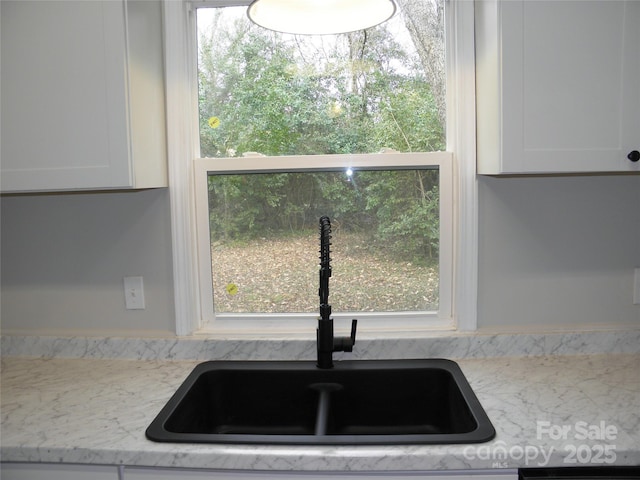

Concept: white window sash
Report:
left=194, top=152, right=454, bottom=335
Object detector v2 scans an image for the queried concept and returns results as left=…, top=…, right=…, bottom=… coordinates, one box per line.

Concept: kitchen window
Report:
left=164, top=0, right=477, bottom=335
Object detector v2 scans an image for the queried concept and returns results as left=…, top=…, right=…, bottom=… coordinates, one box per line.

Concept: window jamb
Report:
left=164, top=0, right=478, bottom=335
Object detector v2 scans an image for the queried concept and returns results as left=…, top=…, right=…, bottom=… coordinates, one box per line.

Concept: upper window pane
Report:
left=196, top=1, right=445, bottom=157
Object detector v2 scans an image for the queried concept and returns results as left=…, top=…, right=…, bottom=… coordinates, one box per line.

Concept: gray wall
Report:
left=1, top=175, right=638, bottom=335
left=0, top=189, right=175, bottom=335
left=477, top=174, right=640, bottom=329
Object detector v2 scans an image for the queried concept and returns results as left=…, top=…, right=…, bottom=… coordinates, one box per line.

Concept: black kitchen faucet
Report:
left=316, top=216, right=357, bottom=369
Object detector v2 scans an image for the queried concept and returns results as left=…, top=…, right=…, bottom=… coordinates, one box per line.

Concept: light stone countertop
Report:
left=1, top=353, right=639, bottom=471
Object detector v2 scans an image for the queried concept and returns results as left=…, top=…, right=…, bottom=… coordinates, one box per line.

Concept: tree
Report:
left=199, top=4, right=444, bottom=262
left=197, top=4, right=445, bottom=157
left=395, top=0, right=446, bottom=128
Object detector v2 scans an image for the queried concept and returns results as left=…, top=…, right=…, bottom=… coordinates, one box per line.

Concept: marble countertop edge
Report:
left=3, top=427, right=640, bottom=472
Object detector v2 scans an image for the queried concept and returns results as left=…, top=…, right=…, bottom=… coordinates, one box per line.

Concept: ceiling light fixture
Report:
left=247, top=0, right=397, bottom=35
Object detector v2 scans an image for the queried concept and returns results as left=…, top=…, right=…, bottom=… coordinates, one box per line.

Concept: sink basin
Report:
left=145, top=359, right=495, bottom=445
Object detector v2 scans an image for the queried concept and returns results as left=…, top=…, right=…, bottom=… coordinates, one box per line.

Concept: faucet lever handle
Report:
left=340, top=319, right=358, bottom=353
left=331, top=319, right=358, bottom=354
left=349, top=319, right=358, bottom=347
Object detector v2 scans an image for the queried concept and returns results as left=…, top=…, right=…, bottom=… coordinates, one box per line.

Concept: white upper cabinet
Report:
left=476, top=0, right=640, bottom=174
left=0, top=0, right=167, bottom=192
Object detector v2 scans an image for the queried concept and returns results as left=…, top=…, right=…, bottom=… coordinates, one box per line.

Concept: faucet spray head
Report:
left=316, top=216, right=358, bottom=369
left=319, top=216, right=332, bottom=317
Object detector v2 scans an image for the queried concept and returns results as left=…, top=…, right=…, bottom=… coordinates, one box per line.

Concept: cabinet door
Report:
left=476, top=0, right=640, bottom=174
left=125, top=467, right=517, bottom=480
left=0, top=462, right=119, bottom=480
left=0, top=1, right=131, bottom=191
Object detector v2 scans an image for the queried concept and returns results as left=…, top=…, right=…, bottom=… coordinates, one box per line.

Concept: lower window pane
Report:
left=208, top=168, right=439, bottom=314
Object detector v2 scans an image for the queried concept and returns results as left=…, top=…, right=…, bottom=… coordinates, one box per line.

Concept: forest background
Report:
left=196, top=0, right=446, bottom=313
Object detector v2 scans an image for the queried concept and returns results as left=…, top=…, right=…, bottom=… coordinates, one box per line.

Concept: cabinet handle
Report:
left=628, top=150, right=640, bottom=162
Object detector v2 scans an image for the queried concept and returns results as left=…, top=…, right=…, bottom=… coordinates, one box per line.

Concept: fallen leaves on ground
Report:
left=211, top=232, right=438, bottom=314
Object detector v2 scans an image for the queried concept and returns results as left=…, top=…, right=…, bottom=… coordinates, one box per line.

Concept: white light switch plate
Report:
left=634, top=268, right=640, bottom=306
left=124, top=276, right=145, bottom=310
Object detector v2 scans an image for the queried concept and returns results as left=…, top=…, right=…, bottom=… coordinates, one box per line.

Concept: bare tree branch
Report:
left=395, top=0, right=446, bottom=128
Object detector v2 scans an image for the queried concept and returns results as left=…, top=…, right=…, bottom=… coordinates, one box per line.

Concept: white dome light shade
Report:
left=247, top=0, right=397, bottom=35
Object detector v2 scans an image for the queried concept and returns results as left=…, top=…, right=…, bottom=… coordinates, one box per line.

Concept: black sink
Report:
left=145, top=359, right=495, bottom=445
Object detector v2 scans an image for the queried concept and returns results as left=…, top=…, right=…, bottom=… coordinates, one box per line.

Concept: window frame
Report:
left=163, top=0, right=478, bottom=336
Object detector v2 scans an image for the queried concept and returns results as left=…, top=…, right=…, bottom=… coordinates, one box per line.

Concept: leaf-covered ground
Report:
left=211, top=232, right=438, bottom=313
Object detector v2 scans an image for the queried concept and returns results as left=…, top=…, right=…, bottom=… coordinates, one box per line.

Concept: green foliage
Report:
left=208, top=169, right=439, bottom=263
left=360, top=170, right=439, bottom=262
left=199, top=6, right=444, bottom=263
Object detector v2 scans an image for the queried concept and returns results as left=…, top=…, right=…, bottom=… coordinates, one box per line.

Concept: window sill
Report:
left=195, top=313, right=455, bottom=339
